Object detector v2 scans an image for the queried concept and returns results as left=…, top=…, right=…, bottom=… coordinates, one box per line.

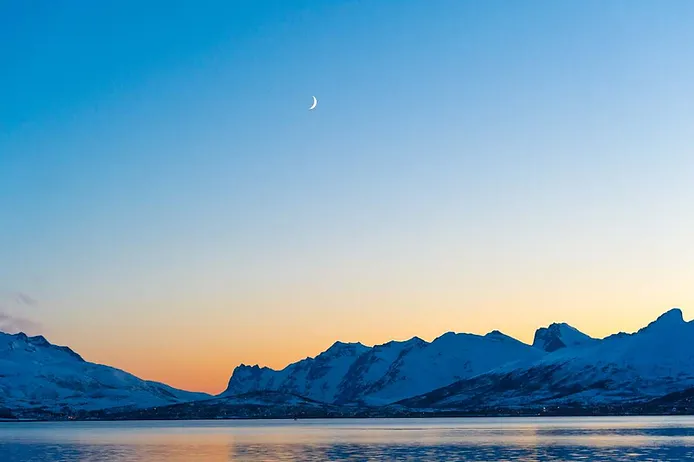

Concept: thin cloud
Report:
left=0, top=291, right=42, bottom=334
left=13, top=292, right=38, bottom=307
left=0, top=311, right=41, bottom=334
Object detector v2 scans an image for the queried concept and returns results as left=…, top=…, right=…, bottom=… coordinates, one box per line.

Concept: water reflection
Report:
left=1, top=417, right=694, bottom=461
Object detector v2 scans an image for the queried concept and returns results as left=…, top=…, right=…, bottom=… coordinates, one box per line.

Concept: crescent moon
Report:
left=309, top=96, right=317, bottom=110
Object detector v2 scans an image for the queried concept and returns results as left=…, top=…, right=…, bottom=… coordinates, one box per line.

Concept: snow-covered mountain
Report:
left=336, top=331, right=544, bottom=405
left=6, top=308, right=693, bottom=419
left=400, top=309, right=694, bottom=410
left=532, top=322, right=597, bottom=352
left=0, top=331, right=209, bottom=416
left=225, top=341, right=370, bottom=404
left=224, top=330, right=545, bottom=405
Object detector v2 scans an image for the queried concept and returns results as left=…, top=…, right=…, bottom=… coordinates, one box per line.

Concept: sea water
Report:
left=1, top=416, right=694, bottom=461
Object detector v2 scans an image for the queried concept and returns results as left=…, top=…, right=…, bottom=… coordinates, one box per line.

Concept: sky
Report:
left=1, top=0, right=694, bottom=394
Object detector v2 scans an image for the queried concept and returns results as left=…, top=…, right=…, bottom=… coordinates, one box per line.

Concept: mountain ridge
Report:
left=399, top=307, right=694, bottom=411
left=225, top=325, right=548, bottom=405
left=2, top=307, right=691, bottom=419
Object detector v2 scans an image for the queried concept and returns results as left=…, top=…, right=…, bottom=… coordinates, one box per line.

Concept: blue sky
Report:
left=2, top=1, right=694, bottom=392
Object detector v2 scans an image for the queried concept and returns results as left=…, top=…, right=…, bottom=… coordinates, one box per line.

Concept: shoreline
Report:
left=3, top=412, right=694, bottom=423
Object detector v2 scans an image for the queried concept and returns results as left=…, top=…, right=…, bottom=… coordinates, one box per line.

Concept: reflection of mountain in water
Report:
left=2, top=419, right=694, bottom=462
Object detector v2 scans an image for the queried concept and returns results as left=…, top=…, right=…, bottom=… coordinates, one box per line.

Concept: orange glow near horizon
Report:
left=56, top=296, right=693, bottom=394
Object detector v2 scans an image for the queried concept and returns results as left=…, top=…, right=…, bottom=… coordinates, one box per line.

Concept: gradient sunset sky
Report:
left=2, top=1, right=694, bottom=394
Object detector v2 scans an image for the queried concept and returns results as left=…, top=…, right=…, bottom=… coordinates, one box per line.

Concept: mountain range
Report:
left=2, top=308, right=693, bottom=419
left=401, top=309, right=694, bottom=411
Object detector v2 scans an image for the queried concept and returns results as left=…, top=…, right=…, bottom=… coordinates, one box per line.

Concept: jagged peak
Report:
left=319, top=340, right=370, bottom=358
left=639, top=308, right=686, bottom=334
left=547, top=322, right=571, bottom=330
left=234, top=363, right=273, bottom=371
left=226, top=364, right=276, bottom=392
left=1, top=331, right=84, bottom=361
left=656, top=307, right=684, bottom=323
left=326, top=340, right=367, bottom=350
left=533, top=321, right=594, bottom=352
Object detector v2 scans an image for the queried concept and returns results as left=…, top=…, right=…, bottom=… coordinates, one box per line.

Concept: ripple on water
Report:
left=1, top=417, right=694, bottom=461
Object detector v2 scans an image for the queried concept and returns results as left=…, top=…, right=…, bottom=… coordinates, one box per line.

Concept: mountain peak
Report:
left=323, top=340, right=369, bottom=357
left=433, top=331, right=460, bottom=341
left=1, top=331, right=84, bottom=362
left=485, top=330, right=514, bottom=341
left=657, top=307, right=684, bottom=323
left=487, top=329, right=506, bottom=336
left=640, top=308, right=686, bottom=334
left=27, top=334, right=49, bottom=345
left=234, top=363, right=272, bottom=372
left=328, top=340, right=365, bottom=349
left=533, top=322, right=594, bottom=352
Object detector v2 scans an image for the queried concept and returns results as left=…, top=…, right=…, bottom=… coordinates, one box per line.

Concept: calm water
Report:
left=2, top=417, right=694, bottom=461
